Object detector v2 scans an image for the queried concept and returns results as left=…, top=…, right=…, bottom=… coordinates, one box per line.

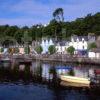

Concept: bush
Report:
left=67, top=46, right=75, bottom=55
left=88, top=42, right=97, bottom=50
left=15, top=47, right=19, bottom=53
left=0, top=48, right=4, bottom=53
left=48, top=45, right=56, bottom=54
left=35, top=45, right=43, bottom=54
left=24, top=46, right=30, bottom=54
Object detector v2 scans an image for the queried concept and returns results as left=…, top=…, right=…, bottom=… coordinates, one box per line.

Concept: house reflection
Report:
left=0, top=61, right=99, bottom=84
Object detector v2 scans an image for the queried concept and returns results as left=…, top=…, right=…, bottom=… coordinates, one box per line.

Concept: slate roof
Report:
left=41, top=38, right=68, bottom=46
left=90, top=48, right=100, bottom=53
left=56, top=41, right=67, bottom=46
left=71, top=36, right=88, bottom=42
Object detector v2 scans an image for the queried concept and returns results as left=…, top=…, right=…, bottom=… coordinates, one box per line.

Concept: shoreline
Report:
left=33, top=54, right=100, bottom=65
left=1, top=54, right=100, bottom=65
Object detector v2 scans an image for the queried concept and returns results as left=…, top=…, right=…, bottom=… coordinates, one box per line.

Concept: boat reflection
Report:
left=0, top=61, right=100, bottom=87
left=0, top=61, right=100, bottom=100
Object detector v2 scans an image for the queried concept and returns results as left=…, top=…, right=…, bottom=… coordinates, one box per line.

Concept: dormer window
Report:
left=71, top=38, right=74, bottom=42
left=77, top=38, right=79, bottom=42
left=83, top=46, right=84, bottom=49
left=82, top=38, right=84, bottom=43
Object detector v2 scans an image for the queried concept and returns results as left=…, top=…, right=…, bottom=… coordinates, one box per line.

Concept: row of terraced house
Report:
left=0, top=34, right=100, bottom=59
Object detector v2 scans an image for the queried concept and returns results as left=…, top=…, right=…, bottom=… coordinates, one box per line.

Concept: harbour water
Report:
left=0, top=60, right=100, bottom=100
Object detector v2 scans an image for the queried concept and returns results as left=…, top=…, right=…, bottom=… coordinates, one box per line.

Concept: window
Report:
left=83, top=46, right=84, bottom=49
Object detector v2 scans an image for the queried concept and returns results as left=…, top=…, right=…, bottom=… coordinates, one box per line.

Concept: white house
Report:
left=40, top=38, right=68, bottom=54
left=56, top=41, right=68, bottom=54
left=88, top=48, right=100, bottom=59
left=69, top=36, right=88, bottom=50
left=56, top=36, right=88, bottom=55
left=0, top=47, right=8, bottom=54
left=68, top=36, right=88, bottom=55
left=40, top=35, right=95, bottom=55
left=41, top=38, right=54, bottom=54
left=19, top=47, right=25, bottom=54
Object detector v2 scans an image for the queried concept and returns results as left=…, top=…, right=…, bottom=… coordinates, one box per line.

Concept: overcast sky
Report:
left=0, top=0, right=100, bottom=26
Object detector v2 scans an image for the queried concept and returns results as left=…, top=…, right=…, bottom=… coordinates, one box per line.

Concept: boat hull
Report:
left=60, top=75, right=90, bottom=87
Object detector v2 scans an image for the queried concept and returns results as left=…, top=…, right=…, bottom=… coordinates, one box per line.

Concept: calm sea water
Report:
left=0, top=61, right=100, bottom=100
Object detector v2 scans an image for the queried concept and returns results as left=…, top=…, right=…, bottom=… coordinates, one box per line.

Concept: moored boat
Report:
left=60, top=75, right=90, bottom=87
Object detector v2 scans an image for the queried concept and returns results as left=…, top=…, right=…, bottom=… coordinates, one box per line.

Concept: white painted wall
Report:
left=19, top=48, right=24, bottom=54
left=41, top=39, right=54, bottom=54
left=88, top=52, right=95, bottom=58
left=88, top=52, right=100, bottom=59
left=56, top=46, right=67, bottom=54
left=95, top=53, right=100, bottom=59
left=41, top=37, right=88, bottom=54
left=69, top=40, right=88, bottom=50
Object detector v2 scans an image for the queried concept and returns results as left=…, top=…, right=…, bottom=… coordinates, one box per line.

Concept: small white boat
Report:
left=60, top=75, right=90, bottom=87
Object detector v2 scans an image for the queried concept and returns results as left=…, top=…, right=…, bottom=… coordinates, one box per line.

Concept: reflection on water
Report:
left=0, top=61, right=100, bottom=100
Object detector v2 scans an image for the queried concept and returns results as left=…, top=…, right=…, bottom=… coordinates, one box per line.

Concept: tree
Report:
left=62, top=28, right=66, bottom=39
left=22, top=31, right=32, bottom=44
left=53, top=8, right=65, bottom=41
left=22, top=31, right=32, bottom=54
left=14, top=29, right=24, bottom=44
left=0, top=48, right=4, bottom=53
left=53, top=8, right=64, bottom=22
left=48, top=45, right=56, bottom=54
left=14, top=47, right=19, bottom=53
left=35, top=45, right=43, bottom=54
left=67, top=46, right=75, bottom=55
left=48, top=19, right=62, bottom=39
left=5, top=26, right=18, bottom=37
left=88, top=42, right=97, bottom=50
left=24, top=46, right=30, bottom=54
left=0, top=12, right=100, bottom=43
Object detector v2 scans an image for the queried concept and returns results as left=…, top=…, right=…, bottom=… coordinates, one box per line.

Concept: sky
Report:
left=0, top=0, right=100, bottom=26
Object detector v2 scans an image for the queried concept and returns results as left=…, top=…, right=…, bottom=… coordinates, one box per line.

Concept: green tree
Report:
left=14, top=47, right=19, bottom=53
left=5, top=26, right=18, bottom=37
left=53, top=8, right=65, bottom=40
left=48, top=45, right=56, bottom=54
left=0, top=48, right=4, bottom=53
left=67, top=46, right=75, bottom=55
left=88, top=42, right=97, bottom=50
left=53, top=8, right=64, bottom=22
left=22, top=31, right=32, bottom=44
left=48, top=19, right=62, bottom=39
left=22, top=31, right=32, bottom=54
left=35, top=45, right=43, bottom=54
left=24, top=46, right=30, bottom=54
left=14, top=29, right=24, bottom=44
left=0, top=12, right=100, bottom=43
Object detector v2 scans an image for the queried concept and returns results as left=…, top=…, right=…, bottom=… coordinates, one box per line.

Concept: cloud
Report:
left=0, top=0, right=100, bottom=26
left=9, top=0, right=100, bottom=17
